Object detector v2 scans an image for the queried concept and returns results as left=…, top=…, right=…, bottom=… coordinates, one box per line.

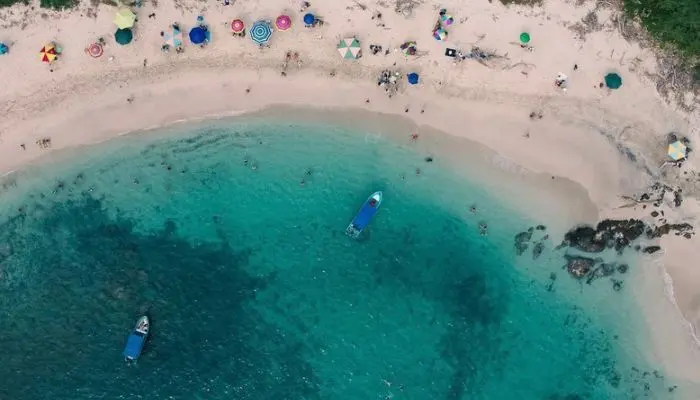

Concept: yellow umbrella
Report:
left=667, top=140, right=687, bottom=161
left=114, top=9, right=136, bottom=29
left=39, top=43, right=58, bottom=63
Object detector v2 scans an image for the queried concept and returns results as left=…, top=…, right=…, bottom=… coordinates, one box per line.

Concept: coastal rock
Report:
left=514, top=230, right=533, bottom=255
left=565, top=256, right=596, bottom=279
left=536, top=225, right=547, bottom=231
left=645, top=222, right=693, bottom=238
left=642, top=246, right=661, bottom=254
left=585, top=262, right=616, bottom=285
left=532, top=242, right=544, bottom=259
left=617, top=264, right=629, bottom=274
left=561, top=219, right=646, bottom=253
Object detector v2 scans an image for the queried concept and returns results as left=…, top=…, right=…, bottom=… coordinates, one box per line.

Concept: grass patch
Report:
left=623, top=0, right=700, bottom=57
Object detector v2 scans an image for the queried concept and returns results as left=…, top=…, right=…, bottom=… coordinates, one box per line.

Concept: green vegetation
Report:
left=39, top=0, right=77, bottom=9
left=623, top=0, right=700, bottom=57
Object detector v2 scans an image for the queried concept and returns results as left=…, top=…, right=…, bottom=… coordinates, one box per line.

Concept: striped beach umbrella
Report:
left=114, top=9, right=136, bottom=29
left=163, top=26, right=183, bottom=47
left=115, top=28, right=133, bottom=46
left=231, top=19, right=245, bottom=33
left=276, top=15, right=291, bottom=31
left=337, top=38, right=361, bottom=59
left=39, top=43, right=57, bottom=63
left=668, top=141, right=687, bottom=161
left=250, top=20, right=272, bottom=46
left=87, top=42, right=103, bottom=58
left=433, top=28, right=447, bottom=41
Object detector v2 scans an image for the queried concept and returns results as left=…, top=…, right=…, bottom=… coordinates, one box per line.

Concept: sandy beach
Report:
left=2, top=0, right=700, bottom=389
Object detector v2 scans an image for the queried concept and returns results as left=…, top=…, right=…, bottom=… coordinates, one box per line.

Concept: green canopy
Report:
left=519, top=32, right=530, bottom=44
left=604, top=73, right=622, bottom=89
left=337, top=38, right=361, bottom=59
left=115, top=28, right=133, bottom=46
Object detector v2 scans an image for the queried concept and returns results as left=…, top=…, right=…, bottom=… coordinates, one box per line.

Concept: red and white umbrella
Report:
left=231, top=19, right=245, bottom=33
left=275, top=15, right=291, bottom=31
left=87, top=42, right=103, bottom=58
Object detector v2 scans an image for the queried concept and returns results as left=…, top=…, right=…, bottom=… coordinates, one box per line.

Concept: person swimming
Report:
left=479, top=222, right=488, bottom=236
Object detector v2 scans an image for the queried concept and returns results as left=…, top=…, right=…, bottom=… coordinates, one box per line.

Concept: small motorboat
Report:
left=345, top=191, right=383, bottom=239
left=123, top=316, right=149, bottom=362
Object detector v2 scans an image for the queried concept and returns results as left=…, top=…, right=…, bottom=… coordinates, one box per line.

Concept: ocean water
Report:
left=0, top=113, right=683, bottom=399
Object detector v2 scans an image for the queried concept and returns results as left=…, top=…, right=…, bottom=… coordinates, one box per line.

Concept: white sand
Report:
left=1, top=0, right=700, bottom=386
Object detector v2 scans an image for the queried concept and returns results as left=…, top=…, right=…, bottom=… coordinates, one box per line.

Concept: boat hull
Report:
left=345, top=191, right=382, bottom=239
left=123, top=316, right=149, bottom=361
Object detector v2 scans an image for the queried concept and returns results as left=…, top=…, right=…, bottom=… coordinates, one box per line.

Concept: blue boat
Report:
left=123, top=316, right=149, bottom=362
left=345, top=191, right=383, bottom=239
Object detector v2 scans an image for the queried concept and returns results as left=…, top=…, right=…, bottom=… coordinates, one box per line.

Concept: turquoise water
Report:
left=0, top=114, right=682, bottom=399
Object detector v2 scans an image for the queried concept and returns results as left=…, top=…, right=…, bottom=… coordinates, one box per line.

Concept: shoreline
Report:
left=2, top=0, right=700, bottom=389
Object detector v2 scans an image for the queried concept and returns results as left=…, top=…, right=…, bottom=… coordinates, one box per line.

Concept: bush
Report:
left=623, top=0, right=700, bottom=57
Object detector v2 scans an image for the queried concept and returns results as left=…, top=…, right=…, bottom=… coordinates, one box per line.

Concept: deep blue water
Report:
left=0, top=115, right=682, bottom=399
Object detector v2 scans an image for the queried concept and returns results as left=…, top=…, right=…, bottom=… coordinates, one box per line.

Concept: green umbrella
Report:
left=115, top=28, right=133, bottom=46
left=604, top=73, right=622, bottom=89
left=337, top=38, right=361, bottom=59
left=519, top=32, right=530, bottom=44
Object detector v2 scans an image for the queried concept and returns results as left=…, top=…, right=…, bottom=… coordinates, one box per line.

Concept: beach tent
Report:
left=276, top=15, right=291, bottom=31
left=407, top=72, right=419, bottom=85
left=189, top=26, right=208, bottom=45
left=604, top=73, right=622, bottom=89
left=668, top=141, right=687, bottom=161
left=163, top=26, right=183, bottom=48
left=231, top=19, right=245, bottom=34
left=0, top=43, right=8, bottom=55
left=303, top=13, right=315, bottom=26
left=114, top=9, right=136, bottom=30
left=250, top=20, right=272, bottom=46
left=39, top=43, right=58, bottom=63
left=520, top=32, right=530, bottom=44
left=433, top=28, right=447, bottom=41
left=115, top=28, right=133, bottom=45
left=87, top=42, right=103, bottom=58
left=337, top=38, right=361, bottom=59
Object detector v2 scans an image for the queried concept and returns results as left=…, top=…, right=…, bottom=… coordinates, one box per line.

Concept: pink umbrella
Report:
left=275, top=15, right=291, bottom=31
left=231, top=19, right=245, bottom=33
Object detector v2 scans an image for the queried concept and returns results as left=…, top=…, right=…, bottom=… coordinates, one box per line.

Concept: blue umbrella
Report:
left=250, top=20, right=272, bottom=46
left=0, top=43, right=8, bottom=55
left=407, top=72, right=419, bottom=85
left=303, top=13, right=315, bottom=25
left=189, top=26, right=208, bottom=45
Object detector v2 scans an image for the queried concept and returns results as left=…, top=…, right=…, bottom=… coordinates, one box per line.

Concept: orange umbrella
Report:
left=40, top=43, right=57, bottom=63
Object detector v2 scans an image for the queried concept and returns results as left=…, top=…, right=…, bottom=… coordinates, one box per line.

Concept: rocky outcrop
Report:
left=565, top=256, right=596, bottom=279
left=559, top=219, right=646, bottom=254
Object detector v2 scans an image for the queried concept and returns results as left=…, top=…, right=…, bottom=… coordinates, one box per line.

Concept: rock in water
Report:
left=565, top=257, right=595, bottom=279
left=642, top=245, right=661, bottom=254
left=532, top=242, right=544, bottom=259
left=561, top=219, right=646, bottom=253
left=514, top=230, right=533, bottom=255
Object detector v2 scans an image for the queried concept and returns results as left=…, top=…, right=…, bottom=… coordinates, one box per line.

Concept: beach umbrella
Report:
left=604, top=72, right=622, bottom=89
left=440, top=14, right=454, bottom=26
left=303, top=13, right=315, bottom=25
left=189, top=26, right=207, bottom=45
left=0, top=43, right=8, bottom=55
left=668, top=141, right=687, bottom=161
left=115, top=28, right=133, bottom=46
left=87, top=42, right=103, bottom=58
left=519, top=32, right=530, bottom=44
left=337, top=38, right=361, bottom=59
left=276, top=15, right=292, bottom=31
left=39, top=43, right=57, bottom=63
left=114, top=9, right=136, bottom=29
left=433, top=28, right=447, bottom=41
left=231, top=19, right=245, bottom=33
left=250, top=20, right=273, bottom=46
left=163, top=26, right=183, bottom=47
left=407, top=72, right=419, bottom=85
left=400, top=41, right=417, bottom=56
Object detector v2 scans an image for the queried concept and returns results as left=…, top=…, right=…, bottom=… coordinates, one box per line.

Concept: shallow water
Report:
left=0, top=116, right=683, bottom=399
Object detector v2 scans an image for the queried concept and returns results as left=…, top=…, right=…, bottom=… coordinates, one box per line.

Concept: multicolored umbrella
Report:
left=250, top=20, right=272, bottom=46
left=604, top=73, right=622, bottom=89
left=668, top=141, right=687, bottom=161
left=400, top=41, right=417, bottom=56
left=114, top=9, right=136, bottom=30
left=87, top=42, right=103, bottom=58
left=163, top=26, right=183, bottom=47
left=433, top=28, right=447, bottom=41
left=440, top=14, right=454, bottom=26
left=337, top=38, right=361, bottom=59
left=39, top=43, right=57, bottom=63
left=276, top=15, right=291, bottom=31
left=231, top=19, right=245, bottom=33
left=520, top=32, right=530, bottom=44
left=0, top=43, right=8, bottom=55
left=303, top=13, right=315, bottom=25
left=189, top=26, right=207, bottom=45
left=115, top=28, right=133, bottom=46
